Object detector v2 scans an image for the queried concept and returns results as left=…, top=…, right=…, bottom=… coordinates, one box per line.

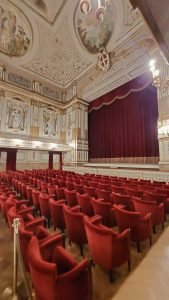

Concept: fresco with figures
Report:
left=75, top=0, right=114, bottom=54
left=0, top=1, right=31, bottom=56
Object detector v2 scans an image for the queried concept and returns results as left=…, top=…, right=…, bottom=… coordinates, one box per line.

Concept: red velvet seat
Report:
left=111, top=185, right=126, bottom=194
left=28, top=236, right=92, bottom=300
left=98, top=183, right=111, bottom=191
left=112, top=192, right=134, bottom=211
left=64, top=189, right=77, bottom=207
left=47, top=184, right=56, bottom=196
left=65, top=181, right=75, bottom=191
left=41, top=182, right=48, bottom=193
left=26, top=186, right=33, bottom=205
left=63, top=205, right=87, bottom=256
left=7, top=206, right=45, bottom=235
left=132, top=197, right=164, bottom=232
left=55, top=187, right=65, bottom=200
left=91, top=198, right=116, bottom=227
left=5, top=196, right=29, bottom=215
left=76, top=193, right=94, bottom=217
left=125, top=188, right=143, bottom=198
left=114, top=205, right=152, bottom=252
left=74, top=183, right=85, bottom=194
left=19, top=224, right=63, bottom=272
left=144, top=191, right=167, bottom=205
left=49, top=198, right=66, bottom=232
left=84, top=186, right=97, bottom=198
left=32, top=189, right=41, bottom=215
left=39, top=193, right=51, bottom=227
left=96, top=189, right=113, bottom=203
left=84, top=215, right=130, bottom=282
left=21, top=183, right=27, bottom=199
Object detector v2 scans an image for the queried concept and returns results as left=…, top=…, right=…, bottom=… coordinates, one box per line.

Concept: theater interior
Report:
left=0, top=0, right=169, bottom=299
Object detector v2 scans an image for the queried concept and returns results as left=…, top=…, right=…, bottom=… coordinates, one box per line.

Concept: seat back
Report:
left=96, top=189, right=113, bottom=202
left=64, top=189, right=77, bottom=207
left=114, top=205, right=141, bottom=233
left=39, top=193, right=50, bottom=219
left=84, top=216, right=112, bottom=268
left=76, top=193, right=94, bottom=216
left=49, top=199, right=66, bottom=231
left=91, top=198, right=115, bottom=227
left=63, top=206, right=87, bottom=245
left=28, top=236, right=57, bottom=300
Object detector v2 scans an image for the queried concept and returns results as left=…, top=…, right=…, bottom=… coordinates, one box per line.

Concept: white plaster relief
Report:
left=24, top=20, right=91, bottom=86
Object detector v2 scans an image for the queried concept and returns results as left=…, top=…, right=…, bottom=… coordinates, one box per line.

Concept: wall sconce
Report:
left=149, top=59, right=169, bottom=91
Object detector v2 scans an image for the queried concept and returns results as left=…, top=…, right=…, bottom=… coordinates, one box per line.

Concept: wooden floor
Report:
left=1, top=213, right=169, bottom=300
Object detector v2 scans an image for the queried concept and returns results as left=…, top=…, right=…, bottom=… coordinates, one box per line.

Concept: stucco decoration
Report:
left=43, top=111, right=58, bottom=137
left=74, top=0, right=114, bottom=54
left=7, top=102, right=26, bottom=131
left=22, top=0, right=66, bottom=24
left=0, top=1, right=31, bottom=57
left=24, top=20, right=91, bottom=86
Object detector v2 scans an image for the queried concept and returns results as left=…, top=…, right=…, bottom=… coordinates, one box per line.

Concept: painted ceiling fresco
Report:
left=74, top=0, right=115, bottom=53
left=0, top=0, right=31, bottom=57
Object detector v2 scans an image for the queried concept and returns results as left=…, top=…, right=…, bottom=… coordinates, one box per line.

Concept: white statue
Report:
left=12, top=109, right=21, bottom=129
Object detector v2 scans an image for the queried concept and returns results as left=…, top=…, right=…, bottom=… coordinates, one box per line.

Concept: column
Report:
left=6, top=149, right=17, bottom=171
left=67, top=99, right=89, bottom=166
left=155, top=53, right=169, bottom=170
left=48, top=151, right=53, bottom=169
left=59, top=152, right=63, bottom=170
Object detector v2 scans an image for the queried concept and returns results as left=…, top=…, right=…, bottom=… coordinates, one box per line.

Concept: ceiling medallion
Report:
left=0, top=0, right=31, bottom=57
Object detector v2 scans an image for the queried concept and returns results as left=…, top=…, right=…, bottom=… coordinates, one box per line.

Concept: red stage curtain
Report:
left=88, top=73, right=159, bottom=162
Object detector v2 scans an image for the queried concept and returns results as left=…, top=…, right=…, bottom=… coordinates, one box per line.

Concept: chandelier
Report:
left=79, top=0, right=108, bottom=22
left=149, top=59, right=169, bottom=91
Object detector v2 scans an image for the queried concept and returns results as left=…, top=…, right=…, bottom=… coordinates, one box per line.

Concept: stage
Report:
left=63, top=163, right=169, bottom=183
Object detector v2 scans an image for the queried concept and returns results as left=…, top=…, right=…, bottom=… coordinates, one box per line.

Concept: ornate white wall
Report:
left=155, top=53, right=169, bottom=170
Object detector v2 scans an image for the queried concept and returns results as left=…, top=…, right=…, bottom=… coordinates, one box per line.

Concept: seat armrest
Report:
left=71, top=205, right=80, bottom=213
left=56, top=258, right=90, bottom=284
left=90, top=215, right=102, bottom=224
left=141, top=212, right=151, bottom=222
left=35, top=225, right=50, bottom=239
left=116, top=228, right=130, bottom=241
left=40, top=233, right=63, bottom=250
left=158, top=203, right=164, bottom=209
left=19, top=207, right=33, bottom=215
left=52, top=245, right=77, bottom=273
left=25, top=217, right=45, bottom=232
left=16, top=200, right=29, bottom=208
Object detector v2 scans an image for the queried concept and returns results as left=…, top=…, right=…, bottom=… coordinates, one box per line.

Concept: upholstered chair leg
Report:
left=153, top=225, right=156, bottom=234
left=109, top=269, right=113, bottom=283
left=89, top=258, right=95, bottom=267
left=162, top=223, right=164, bottom=230
left=136, top=241, right=141, bottom=253
left=128, top=258, right=131, bottom=272
left=80, top=245, right=83, bottom=256
left=149, top=235, right=152, bottom=247
left=69, top=239, right=72, bottom=246
left=109, top=270, right=116, bottom=283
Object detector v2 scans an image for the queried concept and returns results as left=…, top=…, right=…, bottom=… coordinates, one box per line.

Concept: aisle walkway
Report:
left=114, top=224, right=169, bottom=300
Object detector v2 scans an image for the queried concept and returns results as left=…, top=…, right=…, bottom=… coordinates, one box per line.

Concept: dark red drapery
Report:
left=88, top=74, right=159, bottom=161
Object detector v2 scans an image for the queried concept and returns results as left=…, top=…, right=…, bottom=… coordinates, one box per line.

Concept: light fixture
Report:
left=149, top=59, right=169, bottom=90
left=79, top=0, right=108, bottom=22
